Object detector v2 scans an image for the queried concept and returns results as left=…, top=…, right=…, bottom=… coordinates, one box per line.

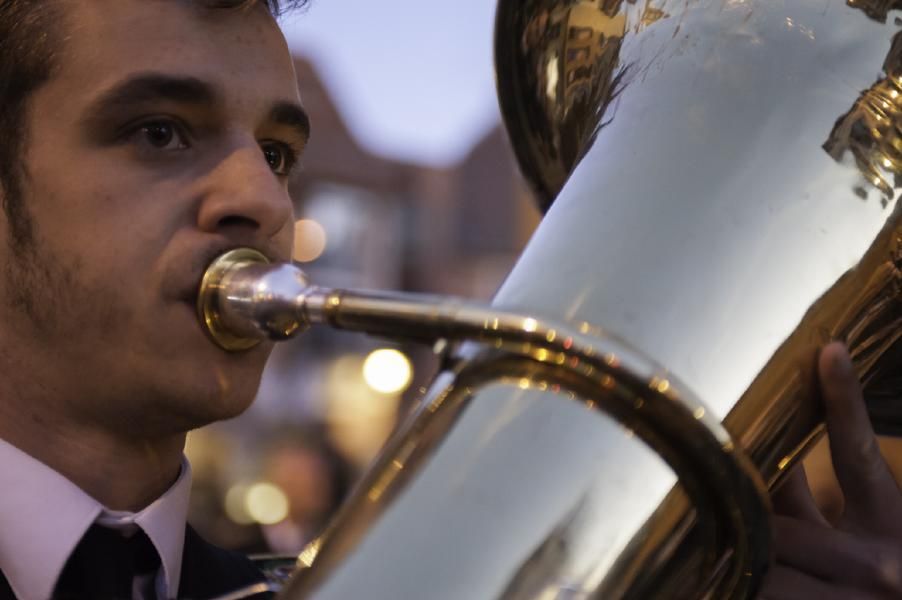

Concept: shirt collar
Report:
left=0, top=437, right=192, bottom=600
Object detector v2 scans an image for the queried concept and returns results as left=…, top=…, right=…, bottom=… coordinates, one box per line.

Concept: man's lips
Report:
left=165, top=241, right=289, bottom=309
left=174, top=245, right=248, bottom=304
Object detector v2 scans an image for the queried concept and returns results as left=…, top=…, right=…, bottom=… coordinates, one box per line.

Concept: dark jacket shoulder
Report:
left=178, top=524, right=270, bottom=599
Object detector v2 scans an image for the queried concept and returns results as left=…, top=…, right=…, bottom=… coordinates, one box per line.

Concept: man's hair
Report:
left=0, top=0, right=308, bottom=248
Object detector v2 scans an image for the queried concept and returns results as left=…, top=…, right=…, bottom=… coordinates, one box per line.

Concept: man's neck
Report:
left=0, top=395, right=185, bottom=512
left=0, top=331, right=187, bottom=511
left=2, top=423, right=184, bottom=511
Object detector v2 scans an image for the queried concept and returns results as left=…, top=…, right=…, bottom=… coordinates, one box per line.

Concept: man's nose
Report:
left=196, top=145, right=293, bottom=238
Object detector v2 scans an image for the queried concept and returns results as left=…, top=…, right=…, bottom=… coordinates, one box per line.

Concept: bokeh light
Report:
left=324, top=354, right=402, bottom=466
left=246, top=482, right=290, bottom=525
left=224, top=484, right=254, bottom=525
left=362, top=348, right=413, bottom=394
left=293, top=219, right=328, bottom=262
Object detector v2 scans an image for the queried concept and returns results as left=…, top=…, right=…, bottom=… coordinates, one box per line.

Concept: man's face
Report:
left=3, top=0, right=305, bottom=434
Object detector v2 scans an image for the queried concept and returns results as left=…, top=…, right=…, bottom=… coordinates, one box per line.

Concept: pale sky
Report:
left=280, top=0, right=502, bottom=166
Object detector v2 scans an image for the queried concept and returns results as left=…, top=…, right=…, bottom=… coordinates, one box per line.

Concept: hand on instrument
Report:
left=759, top=342, right=902, bottom=600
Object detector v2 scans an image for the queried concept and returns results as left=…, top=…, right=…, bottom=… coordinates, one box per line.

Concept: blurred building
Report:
left=187, top=56, right=541, bottom=551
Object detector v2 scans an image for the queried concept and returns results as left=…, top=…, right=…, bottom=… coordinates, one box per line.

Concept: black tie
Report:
left=53, top=524, right=161, bottom=600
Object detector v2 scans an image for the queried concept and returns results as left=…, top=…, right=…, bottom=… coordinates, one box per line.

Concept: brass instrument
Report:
left=200, top=2, right=902, bottom=598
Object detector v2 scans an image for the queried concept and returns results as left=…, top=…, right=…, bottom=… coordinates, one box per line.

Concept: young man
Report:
left=0, top=1, right=896, bottom=600
left=0, top=0, right=308, bottom=597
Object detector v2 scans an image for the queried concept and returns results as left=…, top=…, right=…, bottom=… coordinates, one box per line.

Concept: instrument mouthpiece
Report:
left=197, top=247, right=313, bottom=351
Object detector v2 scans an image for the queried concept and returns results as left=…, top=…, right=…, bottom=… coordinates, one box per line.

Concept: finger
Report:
left=771, top=464, right=829, bottom=525
left=819, top=343, right=898, bottom=515
left=759, top=564, right=876, bottom=600
left=773, top=514, right=902, bottom=593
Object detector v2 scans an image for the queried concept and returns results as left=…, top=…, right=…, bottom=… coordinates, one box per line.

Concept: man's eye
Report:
left=261, top=142, right=298, bottom=176
left=131, top=120, right=189, bottom=151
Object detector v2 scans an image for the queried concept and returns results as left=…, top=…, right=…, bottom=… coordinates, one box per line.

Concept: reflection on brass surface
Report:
left=490, top=1, right=902, bottom=597
left=725, top=203, right=902, bottom=486
left=815, top=26, right=902, bottom=436
left=197, top=251, right=770, bottom=598
left=715, top=26, right=902, bottom=495
left=497, top=0, right=637, bottom=210
left=825, top=31, right=902, bottom=204
left=494, top=0, right=707, bottom=212
left=283, top=350, right=767, bottom=599
left=215, top=2, right=902, bottom=599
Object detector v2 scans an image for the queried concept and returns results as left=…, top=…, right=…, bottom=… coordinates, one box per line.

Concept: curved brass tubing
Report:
left=199, top=248, right=771, bottom=599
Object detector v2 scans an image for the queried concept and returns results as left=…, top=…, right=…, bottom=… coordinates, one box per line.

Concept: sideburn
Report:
left=3, top=175, right=36, bottom=251
left=2, top=182, right=63, bottom=336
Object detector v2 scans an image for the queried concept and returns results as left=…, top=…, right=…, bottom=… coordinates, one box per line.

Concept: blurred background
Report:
left=185, top=0, right=542, bottom=554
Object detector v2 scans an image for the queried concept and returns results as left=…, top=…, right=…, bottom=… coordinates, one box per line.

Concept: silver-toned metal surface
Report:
left=490, top=0, right=901, bottom=596
left=197, top=248, right=312, bottom=350
left=204, top=1, right=902, bottom=598
left=198, top=250, right=770, bottom=598
left=493, top=0, right=902, bottom=471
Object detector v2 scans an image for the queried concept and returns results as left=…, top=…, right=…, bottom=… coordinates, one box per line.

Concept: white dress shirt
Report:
left=0, top=437, right=192, bottom=600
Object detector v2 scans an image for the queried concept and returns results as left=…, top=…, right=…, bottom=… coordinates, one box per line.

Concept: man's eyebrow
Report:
left=83, top=73, right=310, bottom=144
left=88, top=73, right=218, bottom=113
left=269, top=101, right=311, bottom=144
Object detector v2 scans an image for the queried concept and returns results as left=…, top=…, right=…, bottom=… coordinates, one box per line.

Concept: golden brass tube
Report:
left=198, top=247, right=771, bottom=598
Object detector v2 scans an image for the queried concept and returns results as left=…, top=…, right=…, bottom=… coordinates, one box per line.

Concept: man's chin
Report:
left=146, top=355, right=269, bottom=432
left=158, top=383, right=260, bottom=433
left=132, top=313, right=274, bottom=431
